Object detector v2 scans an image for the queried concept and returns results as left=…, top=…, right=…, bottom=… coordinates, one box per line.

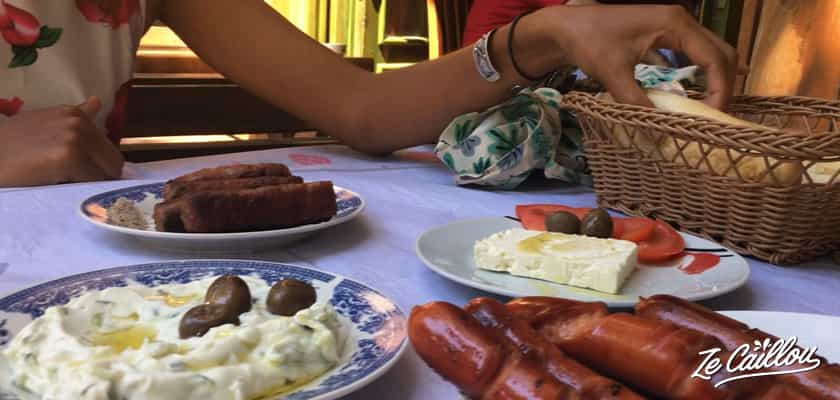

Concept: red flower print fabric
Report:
left=76, top=0, right=139, bottom=29
left=105, top=81, right=130, bottom=143
left=0, top=0, right=62, bottom=68
left=0, top=1, right=143, bottom=137
left=0, top=1, right=37, bottom=46
left=0, top=96, right=22, bottom=116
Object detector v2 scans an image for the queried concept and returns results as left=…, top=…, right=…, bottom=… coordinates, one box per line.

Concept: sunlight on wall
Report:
left=139, top=1, right=372, bottom=56
left=137, top=1, right=434, bottom=73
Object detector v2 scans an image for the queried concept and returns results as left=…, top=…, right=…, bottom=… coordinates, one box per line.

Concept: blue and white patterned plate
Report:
left=0, top=260, right=407, bottom=400
left=79, top=183, right=365, bottom=252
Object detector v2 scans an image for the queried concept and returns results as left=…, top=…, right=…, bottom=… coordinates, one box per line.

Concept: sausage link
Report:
left=409, top=301, right=581, bottom=399
left=484, top=354, right=580, bottom=400
left=636, top=295, right=840, bottom=400
left=409, top=301, right=505, bottom=398
left=466, top=297, right=644, bottom=400
left=532, top=302, right=741, bottom=400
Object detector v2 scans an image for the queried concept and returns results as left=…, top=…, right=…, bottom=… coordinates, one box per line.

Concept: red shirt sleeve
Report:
left=462, top=0, right=569, bottom=47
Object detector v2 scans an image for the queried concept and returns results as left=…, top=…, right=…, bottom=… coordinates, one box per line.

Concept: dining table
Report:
left=1, top=143, right=839, bottom=399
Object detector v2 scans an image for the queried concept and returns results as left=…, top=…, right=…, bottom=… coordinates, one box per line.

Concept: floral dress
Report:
left=0, top=0, right=145, bottom=142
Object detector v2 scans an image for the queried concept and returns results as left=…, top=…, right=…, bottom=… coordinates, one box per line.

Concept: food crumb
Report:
left=107, top=197, right=148, bottom=230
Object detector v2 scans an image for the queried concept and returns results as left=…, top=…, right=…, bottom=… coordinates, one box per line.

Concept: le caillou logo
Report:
left=691, top=336, right=822, bottom=387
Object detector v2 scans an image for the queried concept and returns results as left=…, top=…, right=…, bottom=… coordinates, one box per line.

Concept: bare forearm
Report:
left=159, top=1, right=368, bottom=143
left=161, top=1, right=735, bottom=155
left=161, top=0, right=563, bottom=154
left=352, top=15, right=562, bottom=154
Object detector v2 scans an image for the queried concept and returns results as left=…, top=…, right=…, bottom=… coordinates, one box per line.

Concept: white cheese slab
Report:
left=473, top=228, right=638, bottom=294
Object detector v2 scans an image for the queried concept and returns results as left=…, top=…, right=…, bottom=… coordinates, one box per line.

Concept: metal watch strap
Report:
left=473, top=28, right=500, bottom=82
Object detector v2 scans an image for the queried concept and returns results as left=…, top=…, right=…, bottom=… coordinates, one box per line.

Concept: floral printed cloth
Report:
left=435, top=64, right=698, bottom=189
left=0, top=0, right=145, bottom=142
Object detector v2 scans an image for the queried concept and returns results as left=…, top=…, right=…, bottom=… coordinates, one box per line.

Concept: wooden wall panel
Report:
left=125, top=58, right=374, bottom=137
left=734, top=0, right=761, bottom=94
left=745, top=0, right=840, bottom=99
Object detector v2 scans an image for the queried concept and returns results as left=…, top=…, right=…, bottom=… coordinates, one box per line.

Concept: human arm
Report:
left=0, top=97, right=125, bottom=187
left=156, top=1, right=736, bottom=155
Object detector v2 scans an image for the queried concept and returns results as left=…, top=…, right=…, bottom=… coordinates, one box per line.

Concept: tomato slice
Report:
left=515, top=204, right=683, bottom=263
left=515, top=204, right=590, bottom=231
left=611, top=219, right=624, bottom=238
left=613, top=217, right=656, bottom=243
left=516, top=204, right=634, bottom=238
left=637, top=220, right=686, bottom=264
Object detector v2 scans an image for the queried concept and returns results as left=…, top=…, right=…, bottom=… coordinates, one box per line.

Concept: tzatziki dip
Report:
left=2, top=275, right=346, bottom=400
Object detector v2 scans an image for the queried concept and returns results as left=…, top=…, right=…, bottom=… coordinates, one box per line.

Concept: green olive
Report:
left=205, top=275, right=252, bottom=316
left=544, top=211, right=581, bottom=234
left=580, top=208, right=613, bottom=238
left=179, top=303, right=240, bottom=339
left=266, top=279, right=317, bottom=316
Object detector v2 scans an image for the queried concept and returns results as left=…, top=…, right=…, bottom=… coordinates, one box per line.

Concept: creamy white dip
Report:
left=2, top=276, right=345, bottom=400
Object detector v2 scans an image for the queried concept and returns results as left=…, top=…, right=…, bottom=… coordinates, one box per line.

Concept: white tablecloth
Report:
left=1, top=144, right=839, bottom=399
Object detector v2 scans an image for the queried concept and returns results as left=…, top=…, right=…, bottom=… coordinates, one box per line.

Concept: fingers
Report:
left=76, top=96, right=102, bottom=119
left=652, top=36, right=731, bottom=109
left=598, top=67, right=654, bottom=108
left=76, top=114, right=124, bottom=179
left=650, top=8, right=736, bottom=109
left=641, top=49, right=669, bottom=67
left=45, top=136, right=107, bottom=184
left=63, top=151, right=108, bottom=183
left=77, top=97, right=124, bottom=179
left=694, top=26, right=738, bottom=107
left=56, top=101, right=124, bottom=180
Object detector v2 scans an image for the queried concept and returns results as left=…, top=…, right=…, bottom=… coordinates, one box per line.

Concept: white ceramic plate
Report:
left=416, top=217, right=750, bottom=307
left=720, top=311, right=840, bottom=362
left=0, top=260, right=407, bottom=400
left=79, top=182, right=365, bottom=253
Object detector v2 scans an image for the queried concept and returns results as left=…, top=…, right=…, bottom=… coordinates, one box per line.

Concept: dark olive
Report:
left=205, top=275, right=252, bottom=315
left=580, top=208, right=613, bottom=238
left=179, top=303, right=240, bottom=339
left=266, top=279, right=317, bottom=316
left=545, top=211, right=581, bottom=234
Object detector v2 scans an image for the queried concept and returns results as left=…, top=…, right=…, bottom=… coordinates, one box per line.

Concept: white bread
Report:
left=808, top=161, right=840, bottom=184
left=598, top=90, right=803, bottom=185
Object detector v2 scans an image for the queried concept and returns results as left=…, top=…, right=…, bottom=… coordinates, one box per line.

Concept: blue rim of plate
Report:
left=78, top=182, right=365, bottom=238
left=0, top=260, right=407, bottom=400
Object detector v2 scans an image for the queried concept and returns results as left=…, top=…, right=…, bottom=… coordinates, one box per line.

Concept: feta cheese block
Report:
left=473, top=228, right=638, bottom=294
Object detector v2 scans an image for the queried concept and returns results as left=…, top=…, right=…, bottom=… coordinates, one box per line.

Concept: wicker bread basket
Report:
left=561, top=91, right=840, bottom=265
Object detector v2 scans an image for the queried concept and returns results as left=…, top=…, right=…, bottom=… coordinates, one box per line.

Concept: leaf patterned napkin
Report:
left=434, top=64, right=698, bottom=189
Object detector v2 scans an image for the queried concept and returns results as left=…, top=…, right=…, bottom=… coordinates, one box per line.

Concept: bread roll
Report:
left=808, top=161, right=840, bottom=184
left=598, top=90, right=803, bottom=185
